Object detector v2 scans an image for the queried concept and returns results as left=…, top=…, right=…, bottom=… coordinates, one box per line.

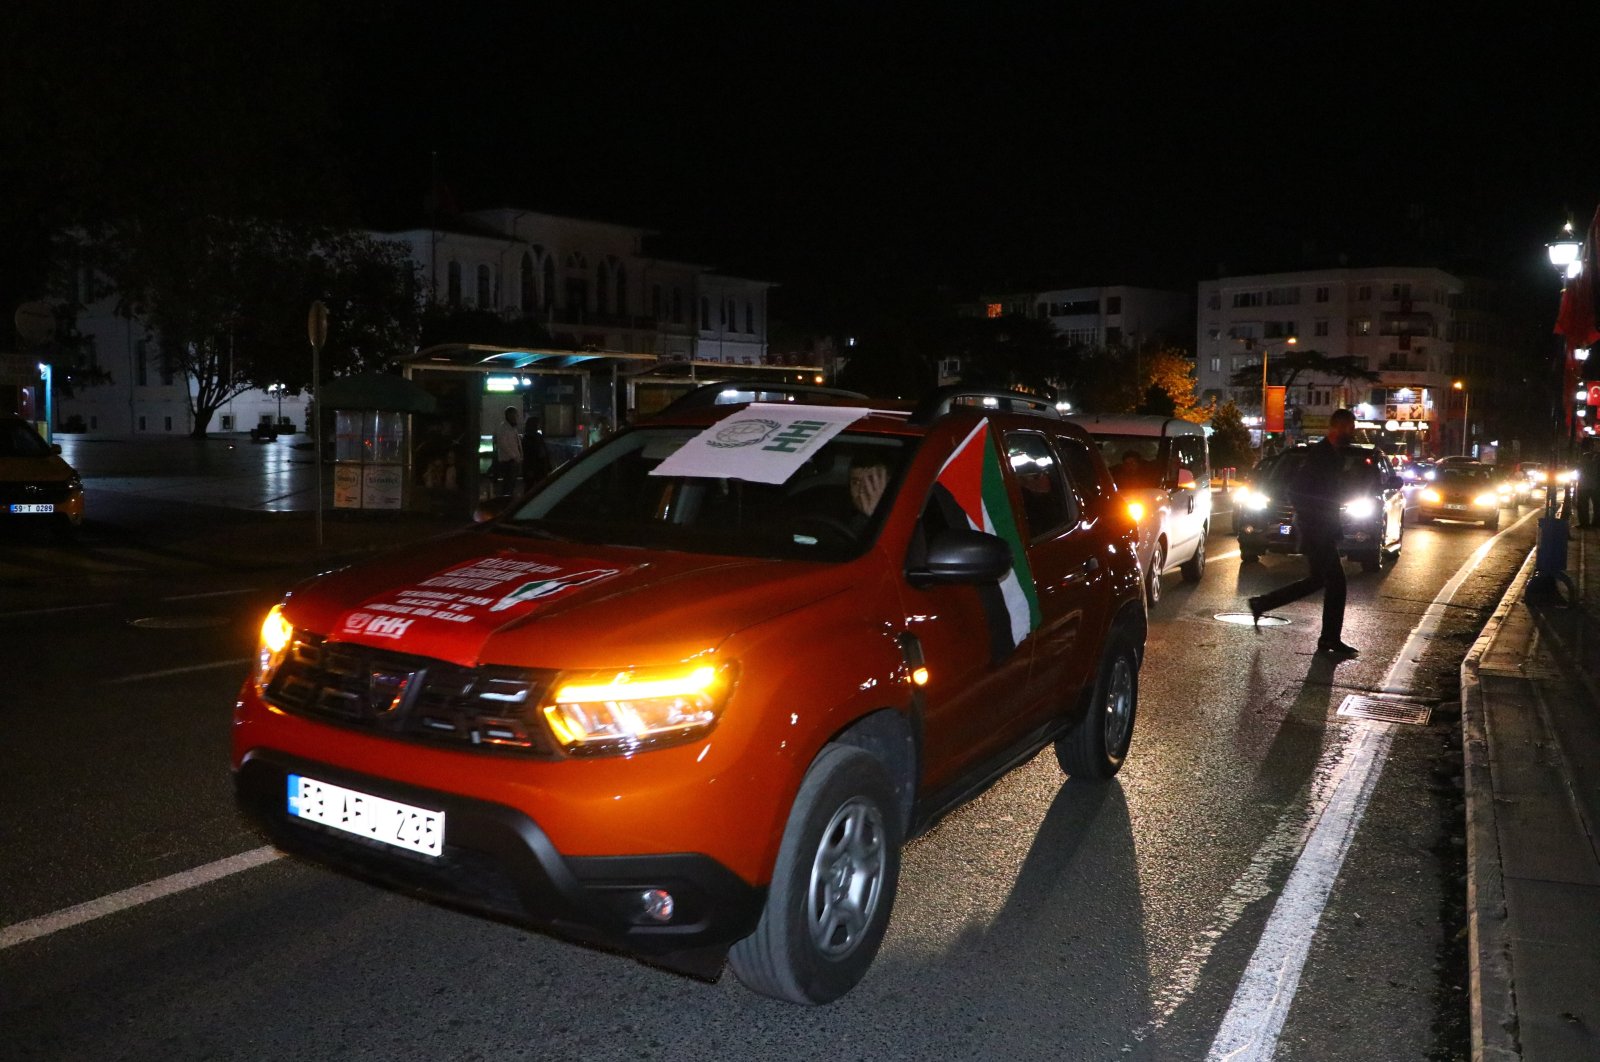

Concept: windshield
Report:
left=497, top=427, right=915, bottom=561
left=1089, top=435, right=1169, bottom=489
left=0, top=419, right=52, bottom=459
left=1437, top=467, right=1496, bottom=487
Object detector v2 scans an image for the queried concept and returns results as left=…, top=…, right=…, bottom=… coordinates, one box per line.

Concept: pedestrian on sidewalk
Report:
left=492, top=406, right=523, bottom=497
left=1248, top=407, right=1360, bottom=659
left=1576, top=437, right=1600, bottom=527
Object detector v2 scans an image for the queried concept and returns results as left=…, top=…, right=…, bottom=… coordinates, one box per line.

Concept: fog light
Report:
left=640, top=888, right=675, bottom=922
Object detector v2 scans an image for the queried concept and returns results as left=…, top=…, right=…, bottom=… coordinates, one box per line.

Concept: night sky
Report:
left=6, top=2, right=1599, bottom=329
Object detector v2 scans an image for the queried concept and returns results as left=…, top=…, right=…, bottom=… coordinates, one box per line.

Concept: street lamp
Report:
left=1452, top=380, right=1469, bottom=456
left=1531, top=222, right=1584, bottom=599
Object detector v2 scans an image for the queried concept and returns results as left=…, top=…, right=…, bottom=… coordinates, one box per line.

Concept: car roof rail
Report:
left=908, top=386, right=1060, bottom=424
left=657, top=380, right=871, bottom=415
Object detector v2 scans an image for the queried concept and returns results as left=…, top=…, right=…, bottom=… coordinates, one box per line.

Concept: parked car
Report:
left=1065, top=413, right=1211, bottom=607
left=1235, top=443, right=1405, bottom=571
left=232, top=384, right=1147, bottom=1004
left=0, top=415, right=84, bottom=535
left=1417, top=464, right=1503, bottom=529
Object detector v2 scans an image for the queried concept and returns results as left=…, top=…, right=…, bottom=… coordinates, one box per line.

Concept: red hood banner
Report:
left=334, top=553, right=634, bottom=663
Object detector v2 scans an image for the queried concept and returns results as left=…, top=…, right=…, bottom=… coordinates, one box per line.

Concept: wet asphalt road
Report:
left=0, top=498, right=1525, bottom=1061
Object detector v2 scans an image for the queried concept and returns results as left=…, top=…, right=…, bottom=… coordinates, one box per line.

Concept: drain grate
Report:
left=1215, top=612, right=1291, bottom=627
left=1337, top=694, right=1432, bottom=726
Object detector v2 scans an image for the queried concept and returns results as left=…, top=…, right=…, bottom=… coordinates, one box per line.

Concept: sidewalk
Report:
left=60, top=433, right=468, bottom=569
left=1463, top=525, right=1600, bottom=1061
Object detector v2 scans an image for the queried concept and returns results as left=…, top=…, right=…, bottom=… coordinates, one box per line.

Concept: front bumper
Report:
left=1236, top=511, right=1384, bottom=557
left=235, top=748, right=765, bottom=968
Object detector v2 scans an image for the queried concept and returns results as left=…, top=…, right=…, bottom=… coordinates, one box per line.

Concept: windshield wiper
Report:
left=493, top=521, right=567, bottom=541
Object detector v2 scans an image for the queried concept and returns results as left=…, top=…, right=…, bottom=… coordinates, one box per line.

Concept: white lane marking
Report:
left=1205, top=724, right=1394, bottom=1061
left=0, top=847, right=283, bottom=950
left=1136, top=508, right=1528, bottom=1050
left=1200, top=507, right=1527, bottom=1060
left=1378, top=506, right=1536, bottom=695
left=105, top=658, right=251, bottom=684
left=0, top=602, right=113, bottom=620
left=162, top=588, right=259, bottom=602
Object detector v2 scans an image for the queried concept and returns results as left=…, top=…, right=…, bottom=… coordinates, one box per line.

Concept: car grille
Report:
left=265, top=635, right=558, bottom=757
left=0, top=480, right=74, bottom=505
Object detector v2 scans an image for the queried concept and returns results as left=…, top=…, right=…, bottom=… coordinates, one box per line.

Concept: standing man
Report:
left=1248, top=407, right=1360, bottom=659
left=1576, top=437, right=1600, bottom=528
left=492, top=405, right=523, bottom=497
left=522, top=413, right=552, bottom=489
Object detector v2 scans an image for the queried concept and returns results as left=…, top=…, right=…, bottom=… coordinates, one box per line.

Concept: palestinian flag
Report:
left=933, top=421, right=1041, bottom=659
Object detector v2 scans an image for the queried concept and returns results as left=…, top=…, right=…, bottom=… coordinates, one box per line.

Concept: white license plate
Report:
left=287, top=774, right=444, bottom=857
left=1278, top=524, right=1293, bottom=535
left=8, top=503, right=54, bottom=514
left=1444, top=503, right=1465, bottom=511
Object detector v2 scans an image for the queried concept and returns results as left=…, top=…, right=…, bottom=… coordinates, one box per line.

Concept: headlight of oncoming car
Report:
left=1473, top=492, right=1498, bottom=507
left=541, top=661, right=736, bottom=755
left=1343, top=496, right=1377, bottom=519
left=255, top=604, right=294, bottom=692
left=1421, top=488, right=1442, bottom=504
left=1241, top=489, right=1271, bottom=511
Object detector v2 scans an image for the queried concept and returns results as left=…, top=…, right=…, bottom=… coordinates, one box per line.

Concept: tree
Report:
left=70, top=218, right=422, bottom=436
left=1208, top=399, right=1255, bottom=473
left=1139, top=346, right=1206, bottom=421
left=1228, top=348, right=1380, bottom=397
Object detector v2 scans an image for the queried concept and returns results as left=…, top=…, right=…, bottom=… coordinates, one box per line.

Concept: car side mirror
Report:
left=907, top=529, right=1013, bottom=588
left=1176, top=468, right=1197, bottom=489
left=51, top=443, right=63, bottom=455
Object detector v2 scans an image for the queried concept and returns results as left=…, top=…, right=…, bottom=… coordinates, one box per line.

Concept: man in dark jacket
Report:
left=1247, top=408, right=1360, bottom=659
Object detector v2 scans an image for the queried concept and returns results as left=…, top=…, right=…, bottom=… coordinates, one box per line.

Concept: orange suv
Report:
left=233, top=385, right=1146, bottom=1003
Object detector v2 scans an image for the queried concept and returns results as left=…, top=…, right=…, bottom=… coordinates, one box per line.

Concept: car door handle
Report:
left=1062, top=557, right=1100, bottom=585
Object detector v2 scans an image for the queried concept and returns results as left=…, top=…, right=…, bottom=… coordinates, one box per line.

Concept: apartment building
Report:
left=58, top=209, right=773, bottom=436
left=1195, top=266, right=1484, bottom=452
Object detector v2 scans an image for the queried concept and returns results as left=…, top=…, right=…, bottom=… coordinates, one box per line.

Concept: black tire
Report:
left=1055, top=631, right=1139, bottom=781
left=1359, top=550, right=1381, bottom=573
left=1240, top=548, right=1262, bottom=564
left=1144, top=544, right=1164, bottom=608
left=1418, top=514, right=1434, bottom=525
left=727, top=745, right=902, bottom=1004
left=1180, top=529, right=1206, bottom=583
left=1485, top=515, right=1500, bottom=531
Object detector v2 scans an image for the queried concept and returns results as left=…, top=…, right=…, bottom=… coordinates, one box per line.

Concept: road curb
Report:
left=1460, top=548, right=1534, bottom=1062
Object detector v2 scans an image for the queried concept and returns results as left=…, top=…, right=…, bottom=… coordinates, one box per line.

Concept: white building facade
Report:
left=1195, top=266, right=1474, bottom=452
left=57, top=209, right=773, bottom=436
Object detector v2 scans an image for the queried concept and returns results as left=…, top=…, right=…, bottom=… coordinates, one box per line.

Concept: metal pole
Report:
left=1260, top=347, right=1269, bottom=449
left=1461, top=388, right=1470, bottom=456
left=308, top=301, right=329, bottom=550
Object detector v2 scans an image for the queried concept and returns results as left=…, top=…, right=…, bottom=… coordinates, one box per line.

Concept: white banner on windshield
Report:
left=648, top=404, right=868, bottom=484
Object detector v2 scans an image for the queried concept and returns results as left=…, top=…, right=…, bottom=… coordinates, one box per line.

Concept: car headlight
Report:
left=542, top=661, right=736, bottom=755
left=1241, top=489, right=1271, bottom=511
left=1421, top=488, right=1442, bottom=504
left=255, top=604, right=294, bottom=692
left=1473, top=492, right=1498, bottom=507
left=1344, top=497, right=1377, bottom=519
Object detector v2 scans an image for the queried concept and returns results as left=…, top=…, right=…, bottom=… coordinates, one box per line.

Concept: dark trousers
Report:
left=1255, top=530, right=1346, bottom=642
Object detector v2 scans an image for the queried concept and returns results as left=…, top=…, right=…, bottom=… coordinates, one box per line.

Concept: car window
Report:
left=1089, top=435, right=1167, bottom=489
left=501, top=426, right=913, bottom=560
left=1174, top=435, right=1207, bottom=484
left=1005, top=430, right=1077, bottom=538
left=1053, top=435, right=1106, bottom=504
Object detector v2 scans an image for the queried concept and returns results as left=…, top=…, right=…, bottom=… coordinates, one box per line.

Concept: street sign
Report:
left=307, top=301, right=329, bottom=349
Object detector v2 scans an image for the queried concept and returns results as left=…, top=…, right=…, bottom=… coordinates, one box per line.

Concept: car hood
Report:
left=282, top=531, right=856, bottom=669
left=0, top=452, right=76, bottom=484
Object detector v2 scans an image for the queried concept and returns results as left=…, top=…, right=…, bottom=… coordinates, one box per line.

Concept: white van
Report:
left=1065, top=413, right=1211, bottom=607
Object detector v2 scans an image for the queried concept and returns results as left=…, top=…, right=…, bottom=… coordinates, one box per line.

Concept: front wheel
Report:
left=1056, top=631, right=1139, bottom=781
left=1359, top=550, right=1381, bottom=573
left=1180, top=531, right=1206, bottom=583
left=1239, top=547, right=1262, bottom=564
left=1144, top=544, right=1165, bottom=608
left=727, top=745, right=902, bottom=1005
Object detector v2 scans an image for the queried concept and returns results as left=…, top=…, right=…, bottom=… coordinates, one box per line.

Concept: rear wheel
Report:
left=1180, top=530, right=1206, bottom=583
left=1055, top=631, right=1139, bottom=781
left=727, top=745, right=901, bottom=1005
left=1240, top=547, right=1262, bottom=564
